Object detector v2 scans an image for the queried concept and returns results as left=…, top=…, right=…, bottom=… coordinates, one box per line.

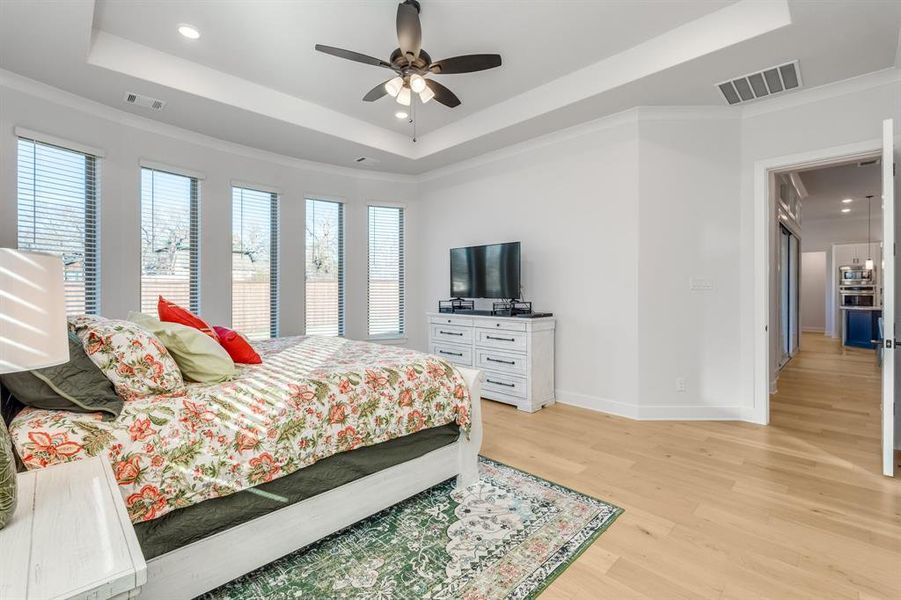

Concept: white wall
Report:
left=0, top=82, right=421, bottom=343
left=415, top=117, right=642, bottom=413
left=800, top=251, right=827, bottom=332
left=636, top=115, right=743, bottom=418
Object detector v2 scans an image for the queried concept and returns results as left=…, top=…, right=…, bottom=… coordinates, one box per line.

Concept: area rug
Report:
left=200, top=457, right=622, bottom=600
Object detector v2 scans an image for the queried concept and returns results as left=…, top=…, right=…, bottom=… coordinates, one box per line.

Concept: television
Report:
left=450, top=242, right=521, bottom=299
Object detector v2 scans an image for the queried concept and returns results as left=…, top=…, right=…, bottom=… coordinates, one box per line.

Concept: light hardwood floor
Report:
left=480, top=333, right=901, bottom=599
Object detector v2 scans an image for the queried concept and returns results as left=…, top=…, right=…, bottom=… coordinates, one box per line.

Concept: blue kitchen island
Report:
left=841, top=307, right=882, bottom=349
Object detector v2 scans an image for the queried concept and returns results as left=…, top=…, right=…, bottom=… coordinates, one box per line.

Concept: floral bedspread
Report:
left=9, top=336, right=471, bottom=524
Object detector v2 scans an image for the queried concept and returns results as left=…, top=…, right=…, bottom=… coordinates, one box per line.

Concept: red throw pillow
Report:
left=157, top=296, right=218, bottom=340
left=213, top=326, right=262, bottom=364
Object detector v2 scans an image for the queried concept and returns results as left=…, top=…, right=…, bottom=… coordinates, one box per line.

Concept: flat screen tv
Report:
left=450, top=242, right=521, bottom=299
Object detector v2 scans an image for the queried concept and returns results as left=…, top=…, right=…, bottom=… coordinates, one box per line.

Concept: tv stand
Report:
left=427, top=312, right=555, bottom=412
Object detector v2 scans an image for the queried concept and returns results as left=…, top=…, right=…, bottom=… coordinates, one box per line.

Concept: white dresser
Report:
left=427, top=312, right=555, bottom=412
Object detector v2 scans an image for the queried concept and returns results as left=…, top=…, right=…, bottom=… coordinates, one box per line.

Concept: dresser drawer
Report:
left=431, top=324, right=473, bottom=344
left=475, top=328, right=527, bottom=351
left=480, top=319, right=527, bottom=332
left=476, top=347, right=526, bottom=375
left=431, top=343, right=473, bottom=367
left=482, top=371, right=528, bottom=399
left=430, top=315, right=474, bottom=328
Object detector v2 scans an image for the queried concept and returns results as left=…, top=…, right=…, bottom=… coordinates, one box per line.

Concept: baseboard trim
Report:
left=555, top=389, right=747, bottom=421
left=802, top=327, right=825, bottom=333
left=554, top=389, right=639, bottom=419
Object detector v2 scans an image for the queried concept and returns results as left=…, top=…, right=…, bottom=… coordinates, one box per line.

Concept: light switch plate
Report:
left=690, top=277, right=714, bottom=292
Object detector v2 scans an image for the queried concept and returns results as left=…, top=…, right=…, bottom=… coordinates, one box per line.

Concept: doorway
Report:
left=753, top=130, right=897, bottom=476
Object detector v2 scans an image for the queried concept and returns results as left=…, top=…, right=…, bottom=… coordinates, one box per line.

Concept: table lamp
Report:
left=0, top=248, right=69, bottom=529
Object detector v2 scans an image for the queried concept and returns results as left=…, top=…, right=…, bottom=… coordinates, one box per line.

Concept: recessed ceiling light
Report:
left=394, top=111, right=408, bottom=119
left=841, top=208, right=851, bottom=213
left=842, top=198, right=853, bottom=203
left=178, top=24, right=200, bottom=39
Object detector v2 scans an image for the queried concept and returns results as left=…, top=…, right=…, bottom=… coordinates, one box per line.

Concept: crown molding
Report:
left=740, top=67, right=901, bottom=118
left=0, top=68, right=417, bottom=183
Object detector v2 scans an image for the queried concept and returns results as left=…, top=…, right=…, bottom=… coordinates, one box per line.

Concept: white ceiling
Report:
left=1, top=0, right=900, bottom=174
left=799, top=161, right=883, bottom=223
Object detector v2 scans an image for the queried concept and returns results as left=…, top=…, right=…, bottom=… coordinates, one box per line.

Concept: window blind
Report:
left=140, top=168, right=200, bottom=314
left=367, top=205, right=404, bottom=337
left=232, top=186, right=278, bottom=339
left=17, top=137, right=99, bottom=315
left=305, top=198, right=345, bottom=336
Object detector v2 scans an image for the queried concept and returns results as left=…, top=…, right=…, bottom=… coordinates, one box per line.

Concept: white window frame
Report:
left=304, top=195, right=346, bottom=337
left=139, top=163, right=202, bottom=314
left=366, top=202, right=406, bottom=341
left=231, top=184, right=280, bottom=339
left=16, top=131, right=102, bottom=315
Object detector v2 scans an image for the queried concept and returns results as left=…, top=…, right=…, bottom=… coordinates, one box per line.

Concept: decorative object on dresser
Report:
left=428, top=312, right=555, bottom=412
left=0, top=249, right=69, bottom=530
left=0, top=455, right=147, bottom=600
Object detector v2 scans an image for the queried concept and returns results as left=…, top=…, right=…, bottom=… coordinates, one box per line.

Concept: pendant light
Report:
left=865, top=194, right=874, bottom=271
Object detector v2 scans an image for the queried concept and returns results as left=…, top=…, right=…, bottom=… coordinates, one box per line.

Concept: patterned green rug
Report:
left=200, top=457, right=622, bottom=599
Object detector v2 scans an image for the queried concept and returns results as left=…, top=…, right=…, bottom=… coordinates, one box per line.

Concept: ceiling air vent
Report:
left=354, top=156, right=380, bottom=166
left=123, top=92, right=166, bottom=111
left=858, top=158, right=881, bottom=167
left=716, top=60, right=802, bottom=105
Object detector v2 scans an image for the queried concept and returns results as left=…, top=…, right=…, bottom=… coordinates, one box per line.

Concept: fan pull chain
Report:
left=411, top=97, right=417, bottom=142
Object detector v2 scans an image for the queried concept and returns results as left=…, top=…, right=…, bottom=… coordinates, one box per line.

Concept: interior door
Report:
left=882, top=118, right=896, bottom=477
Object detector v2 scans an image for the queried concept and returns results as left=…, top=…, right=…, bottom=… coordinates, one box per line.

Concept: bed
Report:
left=4, top=335, right=482, bottom=599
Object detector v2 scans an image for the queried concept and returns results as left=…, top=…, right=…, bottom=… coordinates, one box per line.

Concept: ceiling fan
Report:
left=314, top=0, right=502, bottom=110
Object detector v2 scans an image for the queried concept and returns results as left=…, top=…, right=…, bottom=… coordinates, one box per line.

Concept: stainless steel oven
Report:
left=840, top=289, right=876, bottom=307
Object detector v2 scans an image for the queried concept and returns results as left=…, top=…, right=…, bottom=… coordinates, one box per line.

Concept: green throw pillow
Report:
left=129, top=312, right=237, bottom=383
left=0, top=419, right=15, bottom=529
left=0, top=333, right=123, bottom=419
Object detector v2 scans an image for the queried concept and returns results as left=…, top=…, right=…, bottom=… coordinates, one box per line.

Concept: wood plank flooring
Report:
left=479, top=333, right=901, bottom=599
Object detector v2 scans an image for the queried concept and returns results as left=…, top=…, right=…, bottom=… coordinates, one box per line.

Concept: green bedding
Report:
left=135, top=423, right=460, bottom=559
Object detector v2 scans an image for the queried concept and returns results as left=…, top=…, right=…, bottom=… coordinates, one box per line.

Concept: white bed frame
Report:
left=138, top=366, right=483, bottom=600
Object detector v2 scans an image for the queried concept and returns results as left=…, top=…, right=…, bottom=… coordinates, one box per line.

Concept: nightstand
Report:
left=0, top=455, right=147, bottom=600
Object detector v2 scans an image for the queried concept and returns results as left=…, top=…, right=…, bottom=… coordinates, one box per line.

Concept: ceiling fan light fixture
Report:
left=419, top=86, right=435, bottom=104
left=410, top=74, right=427, bottom=93
left=384, top=76, right=404, bottom=97
left=396, top=86, right=412, bottom=106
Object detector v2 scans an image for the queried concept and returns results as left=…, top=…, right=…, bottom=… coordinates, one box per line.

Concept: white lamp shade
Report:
left=0, top=249, right=69, bottom=374
left=395, top=86, right=412, bottom=106
left=419, top=86, right=435, bottom=104
left=384, top=77, right=404, bottom=98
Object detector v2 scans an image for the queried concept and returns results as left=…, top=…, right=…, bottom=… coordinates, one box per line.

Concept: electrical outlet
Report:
left=675, top=377, right=686, bottom=392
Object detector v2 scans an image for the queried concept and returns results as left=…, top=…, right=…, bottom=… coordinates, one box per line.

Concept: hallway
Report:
left=772, top=332, right=887, bottom=475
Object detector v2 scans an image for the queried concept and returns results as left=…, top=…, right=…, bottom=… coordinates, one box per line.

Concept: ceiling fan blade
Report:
left=429, top=54, right=502, bottom=75
left=363, top=80, right=392, bottom=102
left=314, top=44, right=393, bottom=69
left=425, top=79, right=460, bottom=108
left=396, top=1, right=422, bottom=61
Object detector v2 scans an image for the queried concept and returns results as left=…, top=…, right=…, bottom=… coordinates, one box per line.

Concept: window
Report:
left=140, top=167, right=199, bottom=314
left=305, top=198, right=344, bottom=336
left=367, top=205, right=404, bottom=337
left=17, top=137, right=99, bottom=315
left=232, top=186, right=278, bottom=339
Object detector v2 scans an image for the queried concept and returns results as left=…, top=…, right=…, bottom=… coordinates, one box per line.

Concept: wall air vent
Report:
left=123, top=92, right=166, bottom=111
left=858, top=158, right=881, bottom=167
left=716, top=60, right=802, bottom=106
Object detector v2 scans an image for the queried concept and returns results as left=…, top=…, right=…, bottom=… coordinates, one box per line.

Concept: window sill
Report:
left=367, top=336, right=408, bottom=346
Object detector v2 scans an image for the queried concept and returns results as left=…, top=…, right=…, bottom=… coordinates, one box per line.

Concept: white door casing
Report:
left=882, top=118, right=895, bottom=477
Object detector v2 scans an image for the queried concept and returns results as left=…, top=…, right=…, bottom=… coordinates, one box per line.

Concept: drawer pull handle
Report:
left=486, top=379, right=515, bottom=388
left=440, top=330, right=464, bottom=336
left=487, top=357, right=515, bottom=365
left=486, top=335, right=514, bottom=342
left=439, top=350, right=463, bottom=357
